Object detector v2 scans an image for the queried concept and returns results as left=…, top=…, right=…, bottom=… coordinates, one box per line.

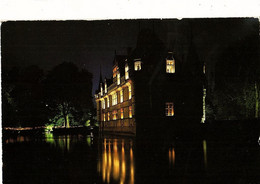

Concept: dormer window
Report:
left=100, top=84, right=103, bottom=96
left=125, top=64, right=129, bottom=79
left=113, top=66, right=118, bottom=78
left=104, top=82, right=107, bottom=93
left=117, top=72, right=120, bottom=85
left=166, top=59, right=175, bottom=73
left=134, top=61, right=142, bottom=71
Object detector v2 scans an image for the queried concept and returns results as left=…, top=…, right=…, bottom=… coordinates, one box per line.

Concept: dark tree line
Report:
left=2, top=62, right=94, bottom=128
left=209, top=34, right=260, bottom=120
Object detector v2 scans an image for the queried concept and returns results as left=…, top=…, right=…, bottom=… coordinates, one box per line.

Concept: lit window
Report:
left=100, top=85, right=103, bottom=96
left=134, top=61, right=142, bottom=71
left=117, top=72, right=120, bottom=85
left=102, top=100, right=105, bottom=109
left=107, top=112, right=110, bottom=121
left=165, top=102, right=174, bottom=116
left=129, top=106, right=132, bottom=118
left=112, top=93, right=117, bottom=106
left=103, top=113, right=106, bottom=122
left=107, top=97, right=110, bottom=108
left=125, top=64, right=129, bottom=79
left=129, top=85, right=132, bottom=99
left=113, top=110, right=117, bottom=120
left=105, top=83, right=107, bottom=93
left=120, top=108, right=124, bottom=119
left=113, top=66, right=118, bottom=78
left=166, top=60, right=175, bottom=73
left=203, top=63, right=206, bottom=74
left=120, top=90, right=123, bottom=103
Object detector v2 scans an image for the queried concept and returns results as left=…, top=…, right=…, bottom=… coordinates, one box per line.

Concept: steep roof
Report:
left=113, top=55, right=127, bottom=76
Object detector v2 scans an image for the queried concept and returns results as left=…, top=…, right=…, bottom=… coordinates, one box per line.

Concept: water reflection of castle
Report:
left=97, top=138, right=134, bottom=184
left=95, top=29, right=205, bottom=135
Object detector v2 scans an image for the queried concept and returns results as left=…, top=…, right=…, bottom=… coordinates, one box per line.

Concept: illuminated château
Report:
left=95, top=29, right=205, bottom=135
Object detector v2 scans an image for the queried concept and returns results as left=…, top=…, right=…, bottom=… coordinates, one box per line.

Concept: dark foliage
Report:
left=2, top=62, right=94, bottom=128
left=213, top=34, right=260, bottom=119
left=44, top=62, right=93, bottom=127
left=2, top=66, right=47, bottom=127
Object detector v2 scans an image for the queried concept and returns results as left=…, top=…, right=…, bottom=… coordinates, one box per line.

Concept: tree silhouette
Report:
left=2, top=66, right=47, bottom=127
left=44, top=62, right=93, bottom=128
left=213, top=35, right=260, bottom=119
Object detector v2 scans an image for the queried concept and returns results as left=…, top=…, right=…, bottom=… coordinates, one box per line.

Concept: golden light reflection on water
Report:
left=168, top=147, right=175, bottom=166
left=130, top=146, right=134, bottom=184
left=102, top=150, right=107, bottom=182
left=98, top=138, right=135, bottom=184
left=5, top=135, right=30, bottom=144
left=113, top=139, right=120, bottom=180
left=120, top=140, right=125, bottom=184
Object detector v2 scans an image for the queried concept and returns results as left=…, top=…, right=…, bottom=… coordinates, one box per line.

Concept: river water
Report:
left=3, top=132, right=260, bottom=184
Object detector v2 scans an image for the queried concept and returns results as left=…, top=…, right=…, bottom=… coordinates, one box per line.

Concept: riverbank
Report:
left=3, top=126, right=99, bottom=137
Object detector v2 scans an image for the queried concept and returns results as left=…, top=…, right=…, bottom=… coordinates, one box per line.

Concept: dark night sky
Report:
left=2, top=19, right=259, bottom=94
